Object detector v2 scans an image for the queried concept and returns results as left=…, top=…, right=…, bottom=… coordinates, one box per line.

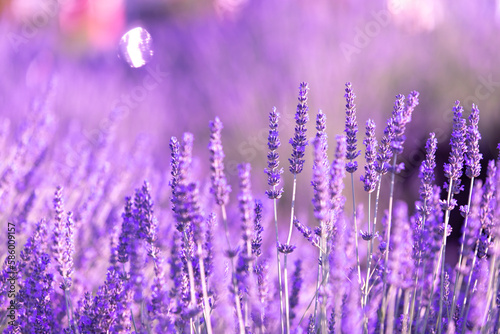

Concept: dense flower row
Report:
left=1, top=81, right=499, bottom=334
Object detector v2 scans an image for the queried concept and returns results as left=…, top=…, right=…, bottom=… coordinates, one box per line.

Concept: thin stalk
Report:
left=408, top=197, right=429, bottom=333
left=350, top=173, right=362, bottom=286
left=380, top=154, right=398, bottom=334
left=220, top=204, right=245, bottom=334
left=313, top=245, right=321, bottom=327
left=298, top=271, right=331, bottom=328
left=363, top=192, right=373, bottom=306
left=320, top=220, right=328, bottom=333
left=450, top=177, right=475, bottom=320
left=386, top=286, right=397, bottom=334
left=272, top=195, right=285, bottom=334
left=462, top=278, right=479, bottom=334
left=481, top=239, right=499, bottom=330
left=436, top=179, right=454, bottom=334
left=402, top=289, right=411, bottom=333
left=421, top=251, right=445, bottom=333
left=197, top=244, right=213, bottom=334
left=122, top=262, right=139, bottom=334
left=459, top=226, right=486, bottom=322
left=284, top=174, right=298, bottom=334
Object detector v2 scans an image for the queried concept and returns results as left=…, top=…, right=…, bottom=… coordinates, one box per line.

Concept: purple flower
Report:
left=404, top=90, right=420, bottom=122
left=330, top=135, right=347, bottom=228
left=238, top=163, right=255, bottom=250
left=289, top=259, right=303, bottom=321
left=277, top=242, right=296, bottom=254
left=375, top=117, right=394, bottom=175
left=117, top=197, right=135, bottom=264
left=344, top=82, right=360, bottom=173
left=209, top=117, right=231, bottom=206
left=480, top=160, right=496, bottom=233
left=134, top=180, right=158, bottom=245
left=51, top=187, right=75, bottom=290
left=204, top=213, right=217, bottom=279
left=419, top=133, right=438, bottom=203
left=251, top=199, right=264, bottom=257
left=169, top=136, right=181, bottom=195
left=312, top=136, right=330, bottom=224
left=265, top=107, right=284, bottom=199
left=465, top=103, right=482, bottom=178
left=443, top=101, right=466, bottom=193
left=316, top=109, right=327, bottom=141
left=16, top=253, right=57, bottom=333
left=360, top=119, right=379, bottom=193
left=289, top=82, right=310, bottom=175
left=253, top=260, right=270, bottom=306
left=76, top=269, right=123, bottom=333
left=389, top=94, right=407, bottom=155
left=294, top=217, right=320, bottom=247
left=388, top=201, right=414, bottom=289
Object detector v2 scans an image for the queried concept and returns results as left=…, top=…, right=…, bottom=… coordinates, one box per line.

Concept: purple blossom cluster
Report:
left=2, top=80, right=500, bottom=334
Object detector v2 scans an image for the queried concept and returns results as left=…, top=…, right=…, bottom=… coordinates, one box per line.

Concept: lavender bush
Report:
left=1, top=75, right=500, bottom=334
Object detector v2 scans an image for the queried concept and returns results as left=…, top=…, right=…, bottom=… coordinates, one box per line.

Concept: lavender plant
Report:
left=3, top=80, right=500, bottom=334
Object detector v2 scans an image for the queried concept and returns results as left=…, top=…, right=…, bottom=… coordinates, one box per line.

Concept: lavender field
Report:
left=2, top=0, right=500, bottom=333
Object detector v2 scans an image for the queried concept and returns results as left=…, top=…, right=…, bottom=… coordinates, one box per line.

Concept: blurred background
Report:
left=1, top=0, right=500, bottom=263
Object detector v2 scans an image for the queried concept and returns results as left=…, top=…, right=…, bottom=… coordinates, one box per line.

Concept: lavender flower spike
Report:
left=289, top=82, right=309, bottom=175
left=465, top=103, right=482, bottom=178
left=389, top=94, right=407, bottom=155
left=52, top=187, right=74, bottom=290
left=344, top=82, right=360, bottom=173
left=419, top=133, right=438, bottom=202
left=209, top=117, right=231, bottom=206
left=265, top=107, right=284, bottom=199
left=238, top=163, right=255, bottom=255
left=443, top=101, right=467, bottom=193
left=312, top=136, right=330, bottom=224
left=360, top=119, right=378, bottom=193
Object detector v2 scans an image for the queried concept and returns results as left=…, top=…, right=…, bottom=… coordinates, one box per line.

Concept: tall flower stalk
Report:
left=450, top=103, right=482, bottom=321
left=380, top=91, right=418, bottom=333
left=435, top=101, right=466, bottom=333
left=360, top=119, right=379, bottom=311
left=344, top=82, right=362, bottom=288
left=264, top=107, right=285, bottom=333
left=207, top=118, right=245, bottom=334
left=285, top=82, right=309, bottom=334
left=408, top=132, right=437, bottom=333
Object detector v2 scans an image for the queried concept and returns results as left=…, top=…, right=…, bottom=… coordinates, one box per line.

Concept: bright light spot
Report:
left=119, top=27, right=153, bottom=68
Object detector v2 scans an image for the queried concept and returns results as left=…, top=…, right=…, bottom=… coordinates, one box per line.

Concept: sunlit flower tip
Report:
left=209, top=117, right=231, bottom=206
left=277, top=242, right=296, bottom=254
left=444, top=101, right=466, bottom=182
left=316, top=110, right=327, bottom=137
left=289, top=82, right=310, bottom=175
left=344, top=82, right=360, bottom=171
left=465, top=103, right=482, bottom=178
left=361, top=119, right=378, bottom=192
